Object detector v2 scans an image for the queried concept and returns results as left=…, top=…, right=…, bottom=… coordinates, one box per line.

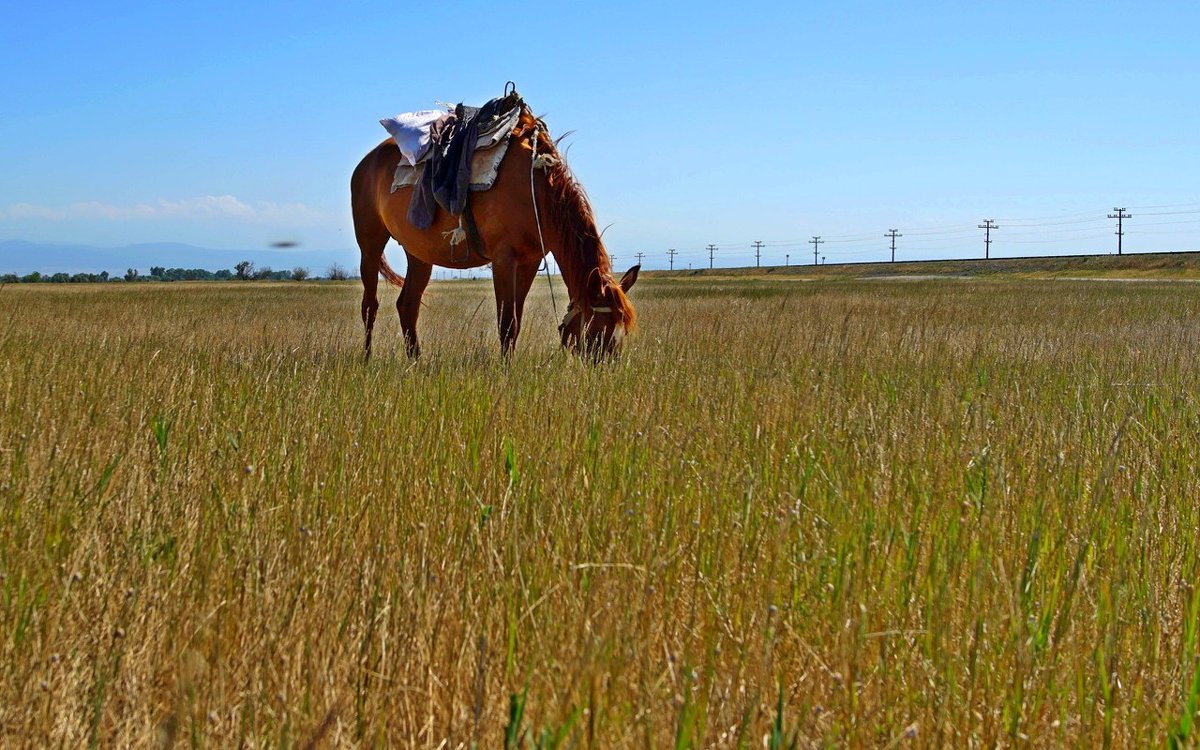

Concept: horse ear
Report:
left=620, top=264, right=640, bottom=293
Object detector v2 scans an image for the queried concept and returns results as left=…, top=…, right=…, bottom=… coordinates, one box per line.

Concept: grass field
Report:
left=2, top=275, right=1199, bottom=748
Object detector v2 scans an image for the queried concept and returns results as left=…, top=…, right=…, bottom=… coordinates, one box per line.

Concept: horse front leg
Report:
left=491, top=250, right=539, bottom=356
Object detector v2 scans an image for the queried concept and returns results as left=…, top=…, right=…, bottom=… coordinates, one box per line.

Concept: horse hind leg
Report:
left=359, top=254, right=382, bottom=359
left=354, top=215, right=395, bottom=359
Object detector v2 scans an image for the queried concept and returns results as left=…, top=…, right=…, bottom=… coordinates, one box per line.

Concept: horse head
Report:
left=559, top=265, right=640, bottom=359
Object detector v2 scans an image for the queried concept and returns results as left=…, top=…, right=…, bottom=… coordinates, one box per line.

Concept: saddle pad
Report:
left=390, top=136, right=513, bottom=194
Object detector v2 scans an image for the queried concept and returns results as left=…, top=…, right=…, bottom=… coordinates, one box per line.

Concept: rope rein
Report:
left=529, top=125, right=559, bottom=318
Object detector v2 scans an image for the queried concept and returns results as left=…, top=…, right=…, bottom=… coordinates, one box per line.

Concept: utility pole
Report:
left=809, top=236, right=823, bottom=265
left=1108, top=208, right=1131, bottom=255
left=885, top=229, right=902, bottom=263
left=978, top=219, right=998, bottom=259
left=635, top=251, right=645, bottom=266
left=752, top=240, right=764, bottom=267
left=667, top=248, right=677, bottom=270
left=706, top=244, right=717, bottom=269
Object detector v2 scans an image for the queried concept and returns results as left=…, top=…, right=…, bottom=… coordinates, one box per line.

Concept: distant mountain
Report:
left=0, top=239, right=358, bottom=276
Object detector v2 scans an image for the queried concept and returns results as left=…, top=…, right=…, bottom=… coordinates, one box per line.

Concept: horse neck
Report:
left=537, top=179, right=609, bottom=304
left=549, top=241, right=604, bottom=305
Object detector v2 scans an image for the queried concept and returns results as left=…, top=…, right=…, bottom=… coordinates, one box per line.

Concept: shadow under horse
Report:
left=350, top=104, right=639, bottom=359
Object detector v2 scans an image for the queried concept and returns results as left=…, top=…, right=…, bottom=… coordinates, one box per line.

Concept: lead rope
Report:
left=530, top=126, right=558, bottom=318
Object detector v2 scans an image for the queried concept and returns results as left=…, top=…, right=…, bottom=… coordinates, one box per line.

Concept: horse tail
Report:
left=379, top=252, right=405, bottom=288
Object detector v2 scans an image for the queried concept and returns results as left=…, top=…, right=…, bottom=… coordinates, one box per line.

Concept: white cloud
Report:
left=0, top=196, right=333, bottom=226
left=3, top=202, right=67, bottom=220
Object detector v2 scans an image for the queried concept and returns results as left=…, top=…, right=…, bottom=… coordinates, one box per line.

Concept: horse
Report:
left=350, top=105, right=639, bottom=359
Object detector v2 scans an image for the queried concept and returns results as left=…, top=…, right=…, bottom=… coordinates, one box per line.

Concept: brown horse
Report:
left=350, top=106, right=639, bottom=359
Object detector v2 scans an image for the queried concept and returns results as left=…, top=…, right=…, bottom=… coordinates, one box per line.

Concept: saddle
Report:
left=379, top=89, right=524, bottom=261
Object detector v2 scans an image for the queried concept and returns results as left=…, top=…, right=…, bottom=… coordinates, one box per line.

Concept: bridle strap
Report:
left=529, top=120, right=558, bottom=318
left=559, top=303, right=613, bottom=329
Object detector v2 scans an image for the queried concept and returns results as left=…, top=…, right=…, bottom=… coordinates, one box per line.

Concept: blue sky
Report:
left=2, top=0, right=1198, bottom=271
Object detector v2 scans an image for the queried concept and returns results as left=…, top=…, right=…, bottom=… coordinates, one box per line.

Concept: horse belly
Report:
left=379, top=186, right=494, bottom=270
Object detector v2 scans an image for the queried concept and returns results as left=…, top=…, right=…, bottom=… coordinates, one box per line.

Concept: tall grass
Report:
left=1, top=277, right=1198, bottom=747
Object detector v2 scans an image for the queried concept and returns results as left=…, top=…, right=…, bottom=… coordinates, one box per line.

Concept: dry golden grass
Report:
left=1, top=276, right=1199, bottom=748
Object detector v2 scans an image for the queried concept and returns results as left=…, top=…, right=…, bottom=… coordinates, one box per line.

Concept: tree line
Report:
left=1, top=261, right=353, bottom=284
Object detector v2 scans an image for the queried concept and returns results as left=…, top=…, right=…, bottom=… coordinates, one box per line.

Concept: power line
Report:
left=900, top=227, right=980, bottom=238
left=1128, top=227, right=1200, bottom=236
left=1137, top=209, right=1200, bottom=216
left=994, top=208, right=1108, bottom=224
left=978, top=219, right=998, bottom=259
left=1001, top=224, right=1113, bottom=236
left=885, top=229, right=902, bottom=263
left=666, top=248, right=677, bottom=270
left=1107, top=207, right=1131, bottom=255
left=1126, top=200, right=1200, bottom=211
left=635, top=251, right=645, bottom=266
left=818, top=232, right=884, bottom=243
left=999, top=216, right=1108, bottom=229
left=809, top=236, right=824, bottom=265
left=1131, top=218, right=1200, bottom=228
left=752, top=240, right=764, bottom=267
left=707, top=244, right=717, bottom=269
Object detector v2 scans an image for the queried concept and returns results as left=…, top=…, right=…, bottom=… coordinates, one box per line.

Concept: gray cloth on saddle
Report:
left=406, top=93, right=523, bottom=230
left=390, top=139, right=512, bottom=194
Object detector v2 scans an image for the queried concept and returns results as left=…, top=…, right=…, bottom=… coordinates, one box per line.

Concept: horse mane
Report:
left=518, top=109, right=637, bottom=331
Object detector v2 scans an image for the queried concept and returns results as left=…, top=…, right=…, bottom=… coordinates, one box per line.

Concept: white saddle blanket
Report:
left=379, top=109, right=447, bottom=166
